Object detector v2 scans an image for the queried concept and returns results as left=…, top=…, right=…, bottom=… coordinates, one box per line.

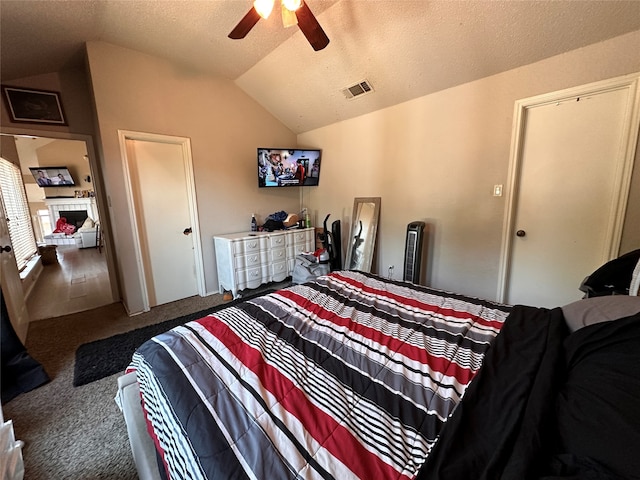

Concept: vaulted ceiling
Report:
left=2, top=0, right=639, bottom=133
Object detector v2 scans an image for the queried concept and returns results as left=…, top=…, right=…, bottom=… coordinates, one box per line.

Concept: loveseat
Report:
left=43, top=217, right=98, bottom=249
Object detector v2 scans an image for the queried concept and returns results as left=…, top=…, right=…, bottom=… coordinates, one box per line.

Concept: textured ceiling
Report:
left=2, top=0, right=639, bottom=133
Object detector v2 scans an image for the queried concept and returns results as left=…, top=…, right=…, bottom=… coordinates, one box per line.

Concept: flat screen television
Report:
left=258, top=148, right=321, bottom=188
left=29, top=166, right=76, bottom=187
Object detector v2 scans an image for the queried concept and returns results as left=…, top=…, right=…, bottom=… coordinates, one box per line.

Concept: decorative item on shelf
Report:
left=283, top=213, right=299, bottom=228
left=262, top=210, right=288, bottom=231
left=250, top=214, right=257, bottom=232
left=300, top=207, right=311, bottom=228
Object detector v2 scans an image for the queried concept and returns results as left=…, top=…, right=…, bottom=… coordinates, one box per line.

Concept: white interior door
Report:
left=124, top=136, right=201, bottom=307
left=502, top=75, right=639, bottom=308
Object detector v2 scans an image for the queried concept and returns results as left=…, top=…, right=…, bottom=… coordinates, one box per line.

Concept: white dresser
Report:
left=214, top=228, right=314, bottom=298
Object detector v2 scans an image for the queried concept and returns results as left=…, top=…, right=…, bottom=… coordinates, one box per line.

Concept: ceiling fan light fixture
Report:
left=229, top=0, right=328, bottom=50
left=281, top=6, right=298, bottom=28
left=282, top=0, right=302, bottom=12
left=253, top=0, right=275, bottom=19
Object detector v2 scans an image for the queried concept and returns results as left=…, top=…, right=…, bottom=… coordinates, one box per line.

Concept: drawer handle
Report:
left=249, top=242, right=257, bottom=248
left=251, top=271, right=259, bottom=278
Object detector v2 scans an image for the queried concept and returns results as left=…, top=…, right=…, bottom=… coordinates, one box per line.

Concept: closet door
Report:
left=122, top=132, right=204, bottom=308
left=501, top=75, right=639, bottom=308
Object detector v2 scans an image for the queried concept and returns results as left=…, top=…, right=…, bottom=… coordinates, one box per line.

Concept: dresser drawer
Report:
left=287, top=244, right=308, bottom=258
left=239, top=266, right=264, bottom=290
left=305, top=229, right=314, bottom=245
left=234, top=252, right=262, bottom=270
left=233, top=237, right=262, bottom=255
left=289, top=230, right=307, bottom=244
left=270, top=248, right=286, bottom=263
left=271, top=261, right=288, bottom=282
left=269, top=234, right=286, bottom=249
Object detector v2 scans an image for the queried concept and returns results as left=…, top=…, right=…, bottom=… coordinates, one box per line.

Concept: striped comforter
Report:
left=130, top=271, right=511, bottom=479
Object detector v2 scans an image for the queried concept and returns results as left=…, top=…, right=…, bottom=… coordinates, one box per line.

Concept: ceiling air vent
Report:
left=341, top=80, right=374, bottom=100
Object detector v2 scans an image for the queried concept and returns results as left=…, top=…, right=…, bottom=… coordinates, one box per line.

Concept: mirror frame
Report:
left=345, top=197, right=381, bottom=273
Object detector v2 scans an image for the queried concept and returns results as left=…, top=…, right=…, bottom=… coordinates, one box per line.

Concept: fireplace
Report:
left=59, top=210, right=89, bottom=229
left=44, top=198, right=99, bottom=229
left=43, top=198, right=100, bottom=247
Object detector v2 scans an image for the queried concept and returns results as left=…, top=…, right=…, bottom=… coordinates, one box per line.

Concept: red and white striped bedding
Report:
left=130, top=271, right=511, bottom=479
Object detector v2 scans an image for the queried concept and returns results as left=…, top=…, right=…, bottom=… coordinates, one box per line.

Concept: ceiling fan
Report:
left=228, top=0, right=330, bottom=51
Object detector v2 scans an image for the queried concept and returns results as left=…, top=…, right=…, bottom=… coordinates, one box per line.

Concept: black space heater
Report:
left=403, top=221, right=425, bottom=284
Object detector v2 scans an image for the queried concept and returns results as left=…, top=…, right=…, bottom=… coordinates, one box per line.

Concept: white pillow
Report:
left=562, top=296, right=640, bottom=332
left=78, top=217, right=95, bottom=231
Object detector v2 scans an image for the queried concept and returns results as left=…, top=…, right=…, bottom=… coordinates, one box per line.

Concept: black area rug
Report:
left=73, top=291, right=273, bottom=387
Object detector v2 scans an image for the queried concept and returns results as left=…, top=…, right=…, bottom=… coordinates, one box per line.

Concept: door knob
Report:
left=1, top=245, right=12, bottom=253
left=516, top=230, right=526, bottom=237
left=183, top=227, right=192, bottom=235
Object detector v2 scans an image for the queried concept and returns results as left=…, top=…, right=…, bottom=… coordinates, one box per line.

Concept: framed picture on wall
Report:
left=2, top=85, right=67, bottom=125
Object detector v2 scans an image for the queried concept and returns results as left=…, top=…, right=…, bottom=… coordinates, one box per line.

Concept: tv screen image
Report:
left=29, top=166, right=76, bottom=187
left=258, top=148, right=321, bottom=188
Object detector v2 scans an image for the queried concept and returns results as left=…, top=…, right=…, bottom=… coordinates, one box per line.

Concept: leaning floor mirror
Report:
left=345, top=197, right=381, bottom=273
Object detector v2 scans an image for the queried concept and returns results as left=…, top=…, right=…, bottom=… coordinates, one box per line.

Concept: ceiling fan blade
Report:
left=295, top=2, right=329, bottom=51
left=228, top=7, right=261, bottom=39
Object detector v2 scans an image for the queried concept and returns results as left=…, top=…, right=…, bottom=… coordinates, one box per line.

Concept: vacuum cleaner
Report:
left=322, top=214, right=342, bottom=271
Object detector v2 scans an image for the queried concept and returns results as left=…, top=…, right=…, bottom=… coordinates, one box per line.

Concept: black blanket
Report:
left=419, top=306, right=640, bottom=480
left=1, top=289, right=49, bottom=402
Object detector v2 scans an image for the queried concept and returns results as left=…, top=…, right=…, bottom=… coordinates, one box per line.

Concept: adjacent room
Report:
left=1, top=1, right=639, bottom=479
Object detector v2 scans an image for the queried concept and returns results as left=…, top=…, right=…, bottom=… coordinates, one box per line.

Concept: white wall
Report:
left=86, top=41, right=298, bottom=313
left=299, top=31, right=640, bottom=300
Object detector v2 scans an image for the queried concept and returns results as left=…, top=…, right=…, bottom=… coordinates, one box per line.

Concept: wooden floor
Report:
left=27, top=245, right=113, bottom=321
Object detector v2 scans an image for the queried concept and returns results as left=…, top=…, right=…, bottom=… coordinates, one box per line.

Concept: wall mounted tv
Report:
left=258, top=148, right=321, bottom=188
left=29, top=166, right=76, bottom=187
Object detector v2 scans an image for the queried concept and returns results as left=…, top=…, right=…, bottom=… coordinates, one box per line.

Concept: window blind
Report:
left=0, top=158, right=37, bottom=271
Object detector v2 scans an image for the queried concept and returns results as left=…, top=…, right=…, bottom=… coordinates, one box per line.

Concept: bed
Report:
left=118, top=270, right=640, bottom=480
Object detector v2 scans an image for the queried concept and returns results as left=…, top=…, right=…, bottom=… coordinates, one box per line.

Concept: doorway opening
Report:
left=0, top=130, right=117, bottom=322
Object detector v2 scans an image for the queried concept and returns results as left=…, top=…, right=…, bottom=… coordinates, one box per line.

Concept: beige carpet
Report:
left=3, top=283, right=287, bottom=479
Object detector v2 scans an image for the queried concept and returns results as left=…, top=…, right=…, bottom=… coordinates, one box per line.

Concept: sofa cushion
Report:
left=78, top=217, right=95, bottom=231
